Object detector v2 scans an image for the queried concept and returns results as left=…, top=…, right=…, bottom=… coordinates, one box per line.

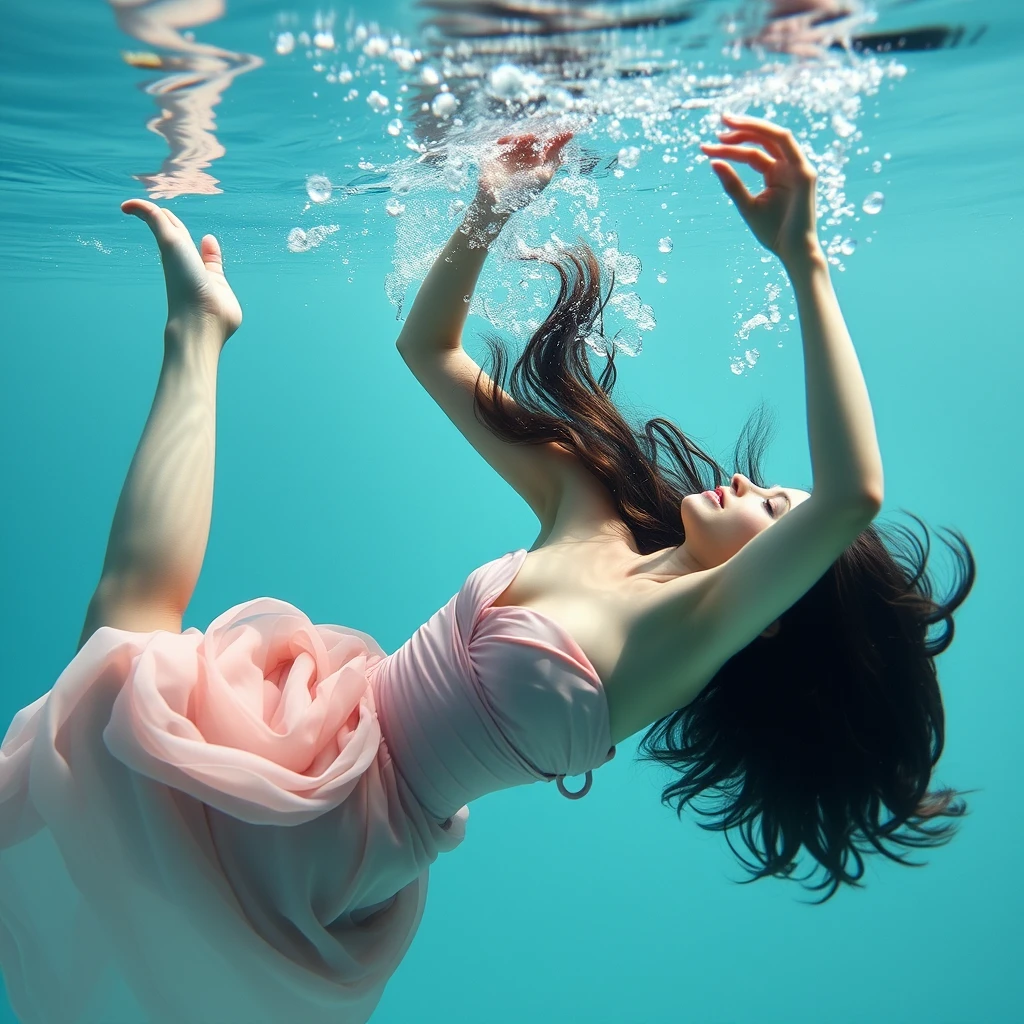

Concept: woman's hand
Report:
left=472, top=131, right=573, bottom=221
left=122, top=199, right=242, bottom=344
left=700, top=115, right=821, bottom=269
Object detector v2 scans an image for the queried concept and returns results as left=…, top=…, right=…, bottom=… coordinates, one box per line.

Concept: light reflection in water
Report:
left=111, top=0, right=262, bottom=198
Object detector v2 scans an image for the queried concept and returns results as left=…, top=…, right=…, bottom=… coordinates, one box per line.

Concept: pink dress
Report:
left=0, top=550, right=615, bottom=1024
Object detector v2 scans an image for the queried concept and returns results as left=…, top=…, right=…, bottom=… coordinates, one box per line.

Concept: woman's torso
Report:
left=491, top=453, right=707, bottom=746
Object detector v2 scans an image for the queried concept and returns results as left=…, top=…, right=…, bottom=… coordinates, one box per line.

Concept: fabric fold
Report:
left=0, top=599, right=465, bottom=1024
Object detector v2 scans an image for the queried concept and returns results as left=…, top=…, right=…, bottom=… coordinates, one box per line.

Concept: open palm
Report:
left=122, top=199, right=242, bottom=341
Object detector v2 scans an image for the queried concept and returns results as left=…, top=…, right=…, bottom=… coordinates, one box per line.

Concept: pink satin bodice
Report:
left=370, top=549, right=616, bottom=823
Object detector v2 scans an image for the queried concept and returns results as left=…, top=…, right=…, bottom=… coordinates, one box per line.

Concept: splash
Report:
left=275, top=2, right=907, bottom=365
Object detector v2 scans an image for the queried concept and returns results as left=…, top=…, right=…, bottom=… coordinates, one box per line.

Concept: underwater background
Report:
left=1, top=0, right=1020, bottom=1019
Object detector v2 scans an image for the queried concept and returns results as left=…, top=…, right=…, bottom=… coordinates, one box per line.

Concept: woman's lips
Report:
left=703, top=489, right=722, bottom=508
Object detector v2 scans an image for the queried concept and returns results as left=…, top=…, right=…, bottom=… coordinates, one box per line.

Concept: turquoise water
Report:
left=1, top=0, right=1021, bottom=1020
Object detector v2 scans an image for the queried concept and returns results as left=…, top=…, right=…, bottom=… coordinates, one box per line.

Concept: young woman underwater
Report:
left=0, top=115, right=974, bottom=1023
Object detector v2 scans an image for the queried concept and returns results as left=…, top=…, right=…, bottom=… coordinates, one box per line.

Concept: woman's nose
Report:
left=731, top=473, right=747, bottom=494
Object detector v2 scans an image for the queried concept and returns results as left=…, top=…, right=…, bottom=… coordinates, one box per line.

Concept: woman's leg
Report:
left=78, top=200, right=242, bottom=650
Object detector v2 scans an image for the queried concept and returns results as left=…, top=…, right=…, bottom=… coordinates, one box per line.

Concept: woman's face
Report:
left=680, top=473, right=810, bottom=568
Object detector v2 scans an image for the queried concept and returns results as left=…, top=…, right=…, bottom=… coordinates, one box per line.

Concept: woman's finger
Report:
left=713, top=129, right=786, bottom=162
left=721, top=114, right=806, bottom=166
left=497, top=132, right=537, bottom=149
left=163, top=209, right=187, bottom=232
left=121, top=199, right=176, bottom=245
left=709, top=160, right=755, bottom=215
left=700, top=143, right=776, bottom=177
left=121, top=198, right=159, bottom=223
left=542, top=131, right=573, bottom=163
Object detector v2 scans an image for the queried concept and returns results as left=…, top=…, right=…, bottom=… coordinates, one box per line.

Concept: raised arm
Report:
left=705, top=114, right=883, bottom=508
left=395, top=133, right=581, bottom=526
left=397, top=132, right=572, bottom=355
left=663, top=115, right=884, bottom=679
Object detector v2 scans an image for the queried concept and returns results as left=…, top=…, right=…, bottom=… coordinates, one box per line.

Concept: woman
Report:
left=0, top=116, right=972, bottom=1023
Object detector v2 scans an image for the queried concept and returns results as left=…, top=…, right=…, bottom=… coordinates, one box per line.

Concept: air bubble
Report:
left=386, top=198, right=406, bottom=216
left=366, top=91, right=389, bottom=113
left=275, top=32, right=295, bottom=56
left=862, top=191, right=885, bottom=215
left=391, top=48, right=416, bottom=72
left=840, top=238, right=857, bottom=256
left=657, top=272, right=668, bottom=284
left=488, top=63, right=543, bottom=103
left=658, top=236, right=673, bottom=254
left=305, top=174, right=332, bottom=203
left=431, top=92, right=459, bottom=118
left=387, top=118, right=403, bottom=136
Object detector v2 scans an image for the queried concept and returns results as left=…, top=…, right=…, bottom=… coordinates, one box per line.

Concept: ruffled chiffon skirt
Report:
left=0, top=599, right=467, bottom=1024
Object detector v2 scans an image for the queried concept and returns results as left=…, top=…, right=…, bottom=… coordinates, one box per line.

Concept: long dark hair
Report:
left=473, top=243, right=975, bottom=902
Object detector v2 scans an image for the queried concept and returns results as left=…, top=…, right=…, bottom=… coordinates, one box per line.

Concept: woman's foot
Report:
left=122, top=198, right=242, bottom=342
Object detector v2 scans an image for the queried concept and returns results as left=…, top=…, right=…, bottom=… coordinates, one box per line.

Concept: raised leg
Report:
left=77, top=200, right=242, bottom=650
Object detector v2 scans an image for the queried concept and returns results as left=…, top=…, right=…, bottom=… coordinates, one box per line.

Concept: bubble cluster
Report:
left=286, top=224, right=339, bottom=253
left=617, top=146, right=641, bottom=171
left=730, top=348, right=761, bottom=375
left=278, top=6, right=908, bottom=366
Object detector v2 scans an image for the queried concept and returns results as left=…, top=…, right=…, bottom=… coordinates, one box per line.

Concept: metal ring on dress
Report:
left=556, top=770, right=593, bottom=800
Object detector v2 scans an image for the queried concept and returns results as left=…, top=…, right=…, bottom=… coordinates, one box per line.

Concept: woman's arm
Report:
left=787, top=244, right=883, bottom=504
left=394, top=133, right=581, bottom=527
left=78, top=201, right=241, bottom=650
left=703, top=115, right=883, bottom=506
left=396, top=132, right=571, bottom=357
left=653, top=117, right=883, bottom=691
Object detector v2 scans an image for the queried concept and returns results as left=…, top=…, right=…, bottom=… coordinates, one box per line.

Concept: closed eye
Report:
left=763, top=491, right=792, bottom=519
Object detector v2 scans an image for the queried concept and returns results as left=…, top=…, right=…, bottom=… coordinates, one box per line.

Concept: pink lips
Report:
left=703, top=488, right=723, bottom=508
